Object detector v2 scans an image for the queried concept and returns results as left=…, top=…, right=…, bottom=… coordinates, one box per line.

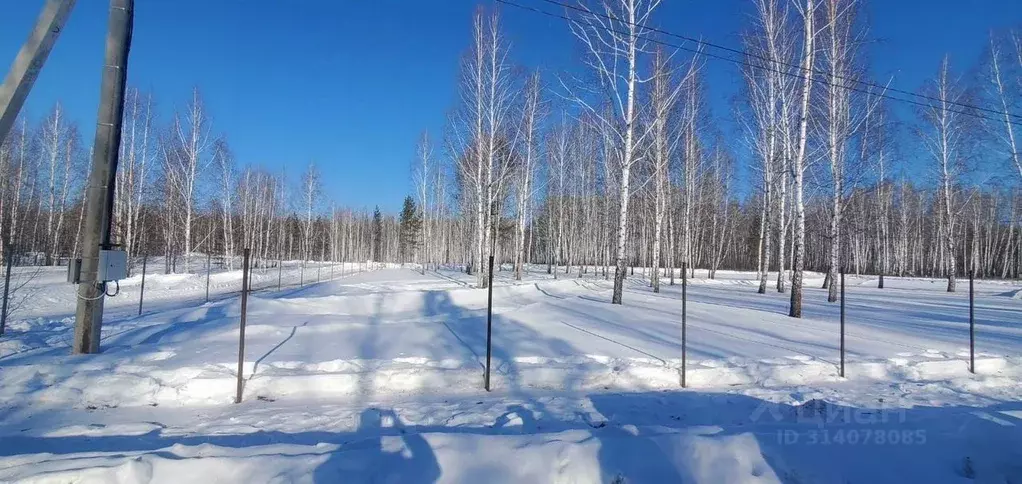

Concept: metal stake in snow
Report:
left=484, top=255, right=494, bottom=391
left=277, top=258, right=282, bottom=291
left=0, top=243, right=13, bottom=336
left=969, top=269, right=975, bottom=374
left=840, top=268, right=845, bottom=378
left=681, top=262, right=687, bottom=388
left=205, top=253, right=211, bottom=303
left=138, top=254, right=147, bottom=316
left=236, top=248, right=250, bottom=404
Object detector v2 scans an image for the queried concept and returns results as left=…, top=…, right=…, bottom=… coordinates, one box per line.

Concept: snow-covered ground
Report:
left=0, top=264, right=1019, bottom=483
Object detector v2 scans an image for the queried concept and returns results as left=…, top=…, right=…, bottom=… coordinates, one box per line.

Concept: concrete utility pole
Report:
left=73, top=0, right=133, bottom=354
left=0, top=0, right=77, bottom=144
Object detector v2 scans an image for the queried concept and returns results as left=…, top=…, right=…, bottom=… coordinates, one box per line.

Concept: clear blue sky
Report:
left=2, top=0, right=1020, bottom=211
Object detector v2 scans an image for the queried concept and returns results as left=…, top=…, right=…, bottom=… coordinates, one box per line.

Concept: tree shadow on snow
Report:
left=312, top=408, right=441, bottom=483
left=1, top=392, right=1021, bottom=482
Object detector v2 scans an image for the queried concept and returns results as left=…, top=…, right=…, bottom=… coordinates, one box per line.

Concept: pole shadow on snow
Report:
left=1, top=392, right=1021, bottom=482
left=618, top=278, right=1021, bottom=360
left=250, top=321, right=309, bottom=380
left=420, top=286, right=612, bottom=395
left=422, top=288, right=528, bottom=394
left=425, top=289, right=484, bottom=370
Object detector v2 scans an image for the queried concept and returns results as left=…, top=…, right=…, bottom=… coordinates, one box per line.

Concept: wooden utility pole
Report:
left=73, top=0, right=133, bottom=354
left=0, top=0, right=76, bottom=144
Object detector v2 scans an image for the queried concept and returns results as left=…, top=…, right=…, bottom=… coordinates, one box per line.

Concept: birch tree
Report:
left=870, top=103, right=893, bottom=288
left=479, top=8, right=519, bottom=287
left=451, top=8, right=517, bottom=287
left=818, top=0, right=885, bottom=295
left=707, top=140, right=735, bottom=279
left=215, top=140, right=236, bottom=269
left=788, top=0, right=818, bottom=318
left=985, top=31, right=1022, bottom=183
left=819, top=0, right=857, bottom=302
left=513, top=72, right=542, bottom=280
left=743, top=0, right=795, bottom=294
left=679, top=56, right=704, bottom=281
left=648, top=49, right=672, bottom=293
left=568, top=0, right=661, bottom=304
left=414, top=131, right=433, bottom=270
left=300, top=161, right=322, bottom=263
left=166, top=88, right=213, bottom=272
left=39, top=103, right=69, bottom=264
left=115, top=88, right=154, bottom=260
left=920, top=57, right=966, bottom=292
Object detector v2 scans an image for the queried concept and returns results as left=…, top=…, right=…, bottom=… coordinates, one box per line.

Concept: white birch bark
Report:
left=567, top=0, right=661, bottom=304
left=789, top=0, right=817, bottom=318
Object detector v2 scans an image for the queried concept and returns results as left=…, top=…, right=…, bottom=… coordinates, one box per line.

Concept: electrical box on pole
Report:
left=97, top=250, right=127, bottom=282
left=67, top=258, right=82, bottom=284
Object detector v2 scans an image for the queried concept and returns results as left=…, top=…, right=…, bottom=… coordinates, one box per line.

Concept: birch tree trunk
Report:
left=514, top=73, right=541, bottom=281
left=789, top=0, right=817, bottom=318
left=568, top=0, right=660, bottom=305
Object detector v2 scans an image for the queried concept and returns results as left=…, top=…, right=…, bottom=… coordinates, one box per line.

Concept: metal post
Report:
left=300, top=263, right=304, bottom=287
left=137, top=254, right=146, bottom=316
left=840, top=269, right=845, bottom=378
left=235, top=248, right=250, bottom=404
left=205, top=253, right=211, bottom=303
left=681, top=262, right=687, bottom=388
left=0, top=0, right=77, bottom=143
left=318, top=261, right=321, bottom=283
left=277, top=258, right=282, bottom=290
left=969, top=269, right=975, bottom=374
left=0, top=244, right=14, bottom=336
left=484, top=255, right=494, bottom=391
left=72, top=0, right=133, bottom=355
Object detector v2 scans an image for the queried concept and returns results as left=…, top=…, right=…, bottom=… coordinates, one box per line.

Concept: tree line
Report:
left=405, top=1, right=1022, bottom=317
left=0, top=87, right=414, bottom=273
left=0, top=1, right=1018, bottom=320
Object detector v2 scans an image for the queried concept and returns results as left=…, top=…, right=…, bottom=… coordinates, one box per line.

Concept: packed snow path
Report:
left=0, top=266, right=1019, bottom=482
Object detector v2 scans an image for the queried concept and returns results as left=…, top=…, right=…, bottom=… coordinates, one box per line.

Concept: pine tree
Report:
left=399, top=196, right=421, bottom=262
left=372, top=206, right=383, bottom=262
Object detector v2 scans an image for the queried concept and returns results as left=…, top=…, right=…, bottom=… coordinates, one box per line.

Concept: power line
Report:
left=537, top=0, right=1022, bottom=122
left=496, top=0, right=1022, bottom=128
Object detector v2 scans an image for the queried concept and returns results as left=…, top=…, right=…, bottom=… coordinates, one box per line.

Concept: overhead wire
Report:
left=495, top=0, right=1022, bottom=128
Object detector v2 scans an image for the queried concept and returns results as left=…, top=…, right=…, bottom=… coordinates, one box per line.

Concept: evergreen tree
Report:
left=372, top=206, right=383, bottom=262
left=399, top=196, right=422, bottom=262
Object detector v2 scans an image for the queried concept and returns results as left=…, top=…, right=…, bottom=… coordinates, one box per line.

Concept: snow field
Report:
left=0, top=265, right=1019, bottom=482
left=2, top=266, right=1020, bottom=407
